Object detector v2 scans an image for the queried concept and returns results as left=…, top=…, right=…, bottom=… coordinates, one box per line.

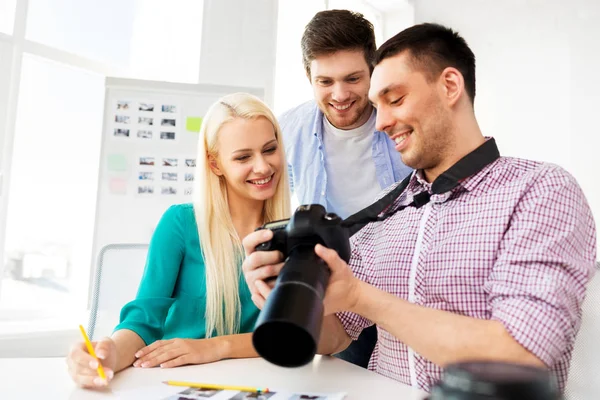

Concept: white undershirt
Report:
left=323, top=110, right=380, bottom=219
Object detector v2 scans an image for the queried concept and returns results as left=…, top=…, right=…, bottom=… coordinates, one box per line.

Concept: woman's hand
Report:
left=133, top=337, right=226, bottom=368
left=66, top=337, right=117, bottom=388
left=241, top=229, right=285, bottom=309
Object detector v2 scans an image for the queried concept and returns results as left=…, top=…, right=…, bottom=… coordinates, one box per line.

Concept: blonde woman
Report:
left=67, top=93, right=290, bottom=388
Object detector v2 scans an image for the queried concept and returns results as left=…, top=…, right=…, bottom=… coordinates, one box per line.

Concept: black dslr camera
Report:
left=252, top=204, right=350, bottom=368
left=427, top=361, right=561, bottom=400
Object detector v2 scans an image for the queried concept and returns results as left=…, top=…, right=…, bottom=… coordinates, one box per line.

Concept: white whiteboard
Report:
left=90, top=78, right=264, bottom=299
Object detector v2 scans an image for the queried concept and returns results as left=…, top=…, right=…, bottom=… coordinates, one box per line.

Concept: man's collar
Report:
left=412, top=137, right=500, bottom=194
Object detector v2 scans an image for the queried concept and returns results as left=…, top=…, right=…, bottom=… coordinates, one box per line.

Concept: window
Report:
left=0, top=54, right=105, bottom=319
left=26, top=0, right=204, bottom=83
left=0, top=1, right=205, bottom=331
left=0, top=0, right=16, bottom=35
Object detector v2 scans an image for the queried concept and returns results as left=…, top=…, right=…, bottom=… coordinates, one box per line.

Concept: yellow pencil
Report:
left=163, top=380, right=269, bottom=393
left=78, top=324, right=107, bottom=380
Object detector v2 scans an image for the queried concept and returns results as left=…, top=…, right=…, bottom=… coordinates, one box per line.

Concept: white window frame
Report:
left=0, top=0, right=126, bottom=321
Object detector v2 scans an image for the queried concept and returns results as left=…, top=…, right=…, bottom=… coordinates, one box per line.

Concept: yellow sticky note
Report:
left=186, top=117, right=203, bottom=133
left=107, top=154, right=127, bottom=171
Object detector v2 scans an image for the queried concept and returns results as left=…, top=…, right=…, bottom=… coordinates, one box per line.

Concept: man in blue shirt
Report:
left=278, top=10, right=412, bottom=368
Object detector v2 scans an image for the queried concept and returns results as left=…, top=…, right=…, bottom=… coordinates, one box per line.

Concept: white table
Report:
left=3, top=355, right=428, bottom=399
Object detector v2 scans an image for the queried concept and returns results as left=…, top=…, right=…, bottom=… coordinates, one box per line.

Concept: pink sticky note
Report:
left=109, top=178, right=127, bottom=195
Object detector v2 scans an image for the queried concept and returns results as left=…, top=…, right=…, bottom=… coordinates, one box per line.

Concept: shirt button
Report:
left=321, top=191, right=325, bottom=196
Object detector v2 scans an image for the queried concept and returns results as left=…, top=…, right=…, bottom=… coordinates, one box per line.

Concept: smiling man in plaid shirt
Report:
left=242, top=23, right=597, bottom=392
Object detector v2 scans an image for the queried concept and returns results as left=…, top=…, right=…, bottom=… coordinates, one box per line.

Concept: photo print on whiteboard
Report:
left=139, top=172, right=154, bottom=181
left=139, top=116, right=154, bottom=126
left=138, top=185, right=154, bottom=195
left=185, top=158, right=196, bottom=167
left=161, top=186, right=177, bottom=195
left=184, top=173, right=194, bottom=182
left=162, top=172, right=178, bottom=181
left=162, top=157, right=178, bottom=167
left=116, top=100, right=131, bottom=111
left=162, top=104, right=177, bottom=113
left=160, top=131, right=176, bottom=140
left=139, top=103, right=155, bottom=112
left=137, top=130, right=153, bottom=139
left=161, top=118, right=176, bottom=127
left=115, top=115, right=131, bottom=124
left=140, top=156, right=155, bottom=166
left=184, top=187, right=193, bottom=195
left=114, top=128, right=130, bottom=137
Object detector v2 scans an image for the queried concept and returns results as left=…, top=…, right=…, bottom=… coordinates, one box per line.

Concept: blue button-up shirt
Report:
left=279, top=100, right=412, bottom=210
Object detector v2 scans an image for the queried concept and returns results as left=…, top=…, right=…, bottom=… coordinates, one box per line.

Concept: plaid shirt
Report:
left=338, top=155, right=597, bottom=392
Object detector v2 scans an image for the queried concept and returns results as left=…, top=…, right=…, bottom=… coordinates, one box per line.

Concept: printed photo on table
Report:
left=160, top=131, right=176, bottom=140
left=114, top=128, right=130, bottom=137
left=139, top=103, right=154, bottom=112
left=229, top=392, right=276, bottom=400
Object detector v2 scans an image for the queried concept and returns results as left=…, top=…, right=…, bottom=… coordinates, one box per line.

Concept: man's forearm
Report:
left=351, top=281, right=545, bottom=368
left=317, top=315, right=352, bottom=355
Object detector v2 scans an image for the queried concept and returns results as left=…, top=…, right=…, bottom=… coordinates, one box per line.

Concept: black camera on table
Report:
left=427, top=361, right=561, bottom=400
left=251, top=204, right=350, bottom=368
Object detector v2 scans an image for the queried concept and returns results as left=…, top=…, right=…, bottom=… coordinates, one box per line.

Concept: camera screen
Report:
left=264, top=219, right=288, bottom=230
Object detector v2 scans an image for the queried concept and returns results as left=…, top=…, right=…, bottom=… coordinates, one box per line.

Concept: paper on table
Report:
left=162, top=387, right=347, bottom=400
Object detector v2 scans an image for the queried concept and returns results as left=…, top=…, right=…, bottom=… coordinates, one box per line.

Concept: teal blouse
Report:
left=114, top=203, right=259, bottom=345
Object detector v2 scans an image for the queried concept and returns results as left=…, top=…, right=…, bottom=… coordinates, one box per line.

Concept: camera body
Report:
left=427, top=361, right=561, bottom=400
left=252, top=204, right=350, bottom=368
left=255, top=204, right=351, bottom=262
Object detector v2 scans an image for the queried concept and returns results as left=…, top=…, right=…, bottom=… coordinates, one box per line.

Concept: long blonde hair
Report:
left=193, top=93, right=291, bottom=337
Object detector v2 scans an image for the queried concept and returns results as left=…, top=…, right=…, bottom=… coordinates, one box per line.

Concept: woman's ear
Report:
left=208, top=155, right=223, bottom=176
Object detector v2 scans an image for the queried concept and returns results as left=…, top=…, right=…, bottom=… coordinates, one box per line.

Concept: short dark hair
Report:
left=375, top=23, right=476, bottom=104
left=301, top=10, right=376, bottom=77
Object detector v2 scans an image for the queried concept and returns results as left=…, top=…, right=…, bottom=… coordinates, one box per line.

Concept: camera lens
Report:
left=252, top=248, right=330, bottom=367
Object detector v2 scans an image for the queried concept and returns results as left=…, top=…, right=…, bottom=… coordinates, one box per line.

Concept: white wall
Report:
left=381, top=2, right=414, bottom=41
left=199, top=0, right=278, bottom=106
left=414, top=0, right=600, bottom=249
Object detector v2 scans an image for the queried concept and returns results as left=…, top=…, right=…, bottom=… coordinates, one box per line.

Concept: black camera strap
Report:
left=342, top=138, right=500, bottom=236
